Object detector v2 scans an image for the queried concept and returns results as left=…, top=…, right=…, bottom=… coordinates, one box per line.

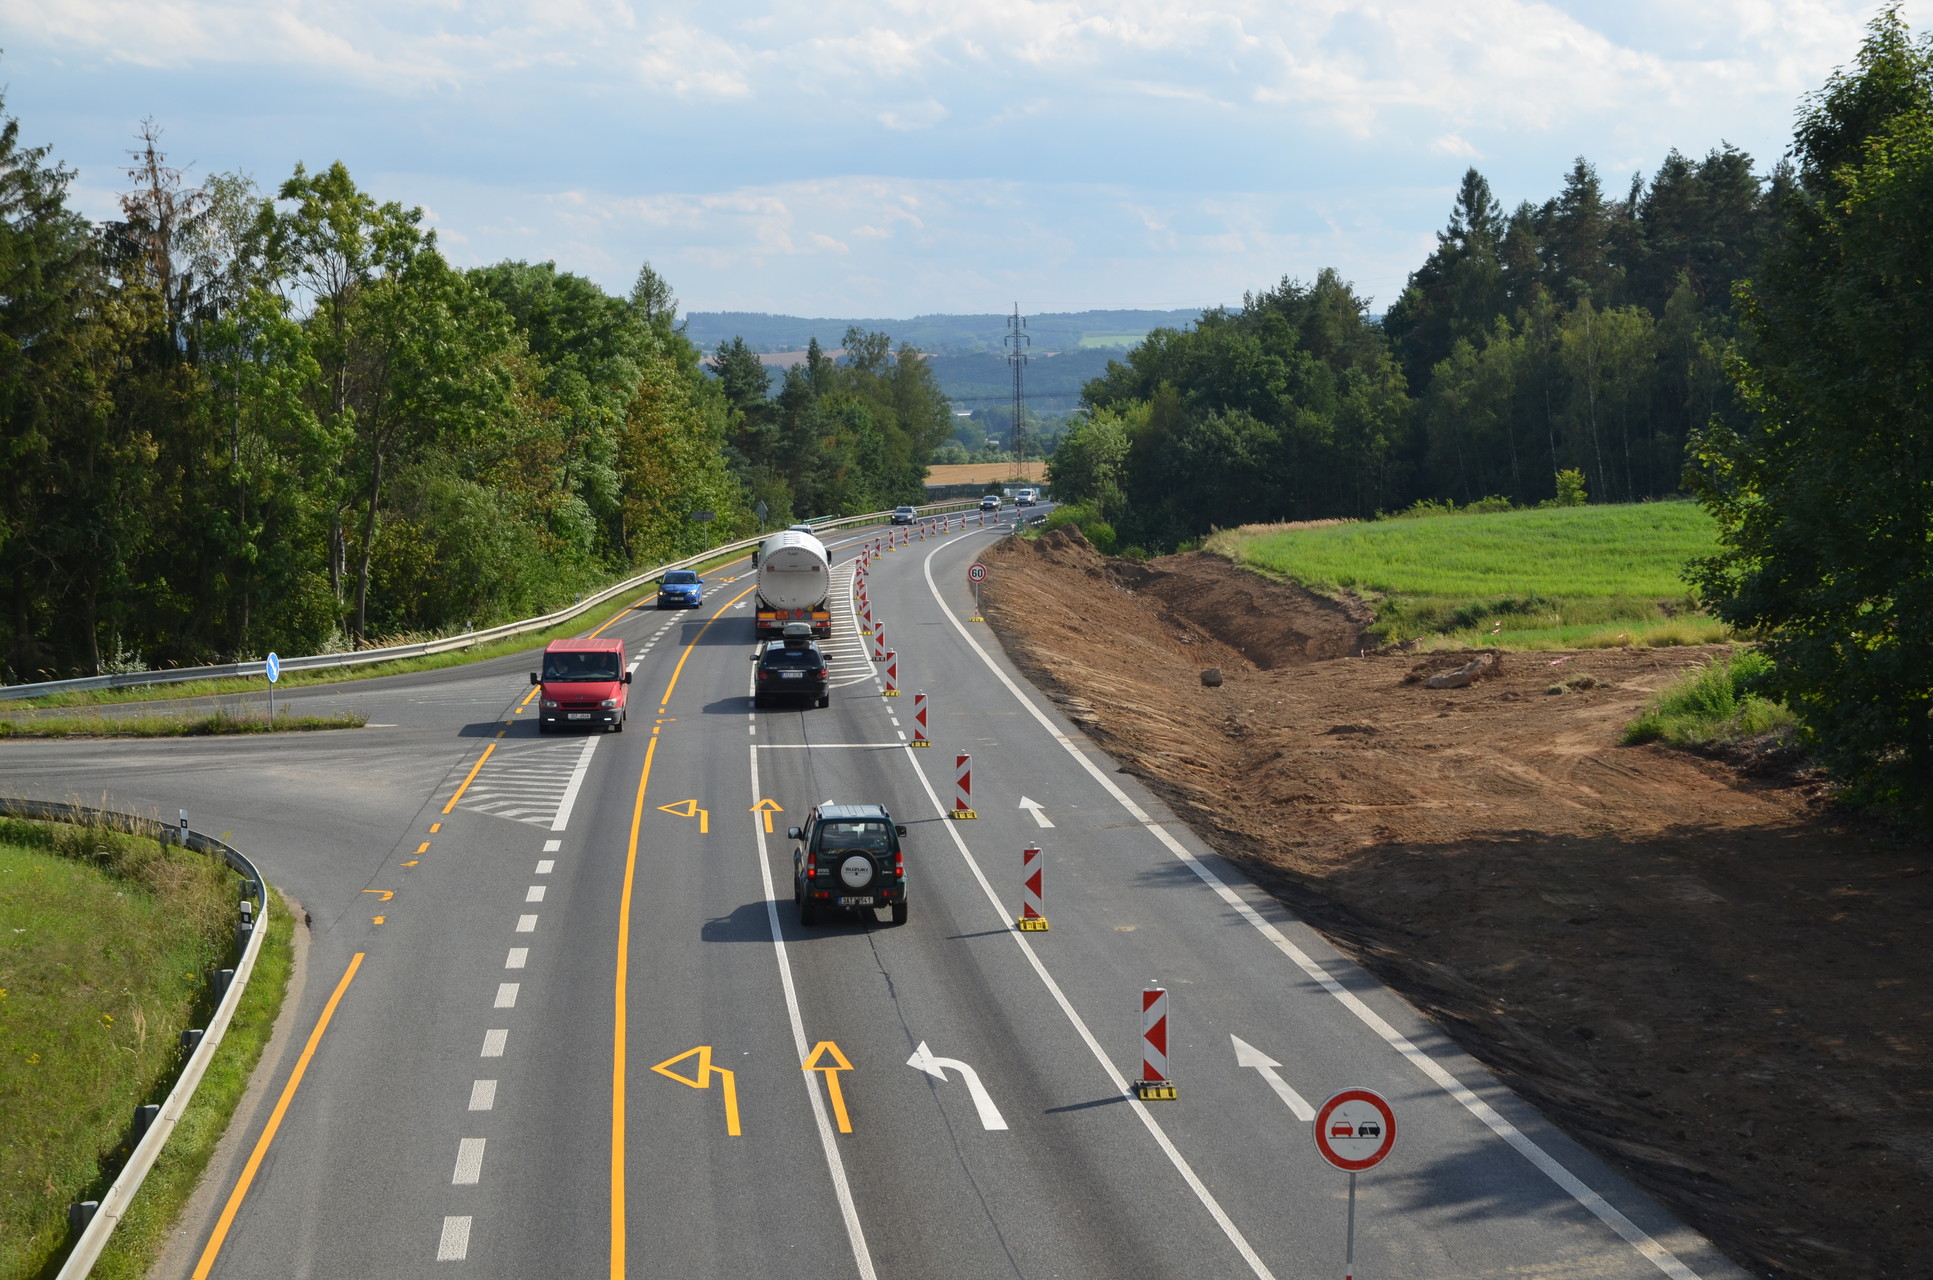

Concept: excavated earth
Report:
left=981, top=527, right=1932, bottom=1280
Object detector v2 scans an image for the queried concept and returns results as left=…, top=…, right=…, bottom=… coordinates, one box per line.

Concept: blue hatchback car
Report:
left=657, top=569, right=703, bottom=609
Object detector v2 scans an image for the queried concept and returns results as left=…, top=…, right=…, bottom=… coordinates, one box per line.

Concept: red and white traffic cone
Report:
left=1017, top=844, right=1048, bottom=930
left=950, top=753, right=976, bottom=818
left=911, top=691, right=930, bottom=746
left=883, top=651, right=899, bottom=697
left=1136, top=988, right=1175, bottom=1099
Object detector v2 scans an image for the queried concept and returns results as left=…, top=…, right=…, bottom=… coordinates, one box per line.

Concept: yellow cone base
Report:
left=1016, top=916, right=1050, bottom=931
left=883, top=690, right=899, bottom=697
left=1135, top=1082, right=1177, bottom=1101
left=909, top=739, right=930, bottom=748
left=968, top=616, right=983, bottom=622
left=949, top=809, right=977, bottom=820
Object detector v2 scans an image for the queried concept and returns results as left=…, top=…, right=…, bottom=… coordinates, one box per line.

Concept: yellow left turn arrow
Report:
left=651, top=1046, right=741, bottom=1136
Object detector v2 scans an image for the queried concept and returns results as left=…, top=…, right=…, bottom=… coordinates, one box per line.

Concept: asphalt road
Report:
left=0, top=511, right=1751, bottom=1279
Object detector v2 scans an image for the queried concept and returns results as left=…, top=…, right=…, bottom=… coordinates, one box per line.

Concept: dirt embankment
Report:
left=982, top=527, right=1932, bottom=1280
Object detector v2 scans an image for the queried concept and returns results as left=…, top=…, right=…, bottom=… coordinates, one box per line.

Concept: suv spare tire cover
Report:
left=836, top=852, right=876, bottom=889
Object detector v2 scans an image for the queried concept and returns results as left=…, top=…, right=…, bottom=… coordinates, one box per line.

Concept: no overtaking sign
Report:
left=1314, top=1088, right=1396, bottom=1171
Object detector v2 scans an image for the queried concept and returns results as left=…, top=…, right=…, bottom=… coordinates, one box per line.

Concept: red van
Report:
left=531, top=637, right=630, bottom=732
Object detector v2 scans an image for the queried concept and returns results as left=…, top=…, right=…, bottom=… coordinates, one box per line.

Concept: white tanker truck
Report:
left=753, top=529, right=832, bottom=639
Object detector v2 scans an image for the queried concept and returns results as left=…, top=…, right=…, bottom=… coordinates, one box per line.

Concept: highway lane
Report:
left=0, top=510, right=1753, bottom=1278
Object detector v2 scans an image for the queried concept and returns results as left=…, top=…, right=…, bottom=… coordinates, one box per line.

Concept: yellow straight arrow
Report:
left=802, top=1040, right=855, bottom=1133
left=750, top=798, right=784, bottom=835
left=651, top=1046, right=741, bottom=1136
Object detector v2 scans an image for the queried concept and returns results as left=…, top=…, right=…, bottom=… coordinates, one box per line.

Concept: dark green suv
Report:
left=789, top=803, right=908, bottom=926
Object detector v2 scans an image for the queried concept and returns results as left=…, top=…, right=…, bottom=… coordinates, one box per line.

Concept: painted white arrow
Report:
left=1230, top=1035, right=1315, bottom=1121
left=907, top=1041, right=1009, bottom=1130
left=1016, top=796, right=1055, bottom=828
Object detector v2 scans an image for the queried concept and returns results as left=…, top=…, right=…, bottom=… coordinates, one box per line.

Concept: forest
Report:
left=0, top=116, right=949, bottom=682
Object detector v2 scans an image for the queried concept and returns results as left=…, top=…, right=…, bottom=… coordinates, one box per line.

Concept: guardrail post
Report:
left=69, top=1202, right=98, bottom=1234
left=181, top=1028, right=204, bottom=1052
left=133, top=1103, right=160, bottom=1142
left=214, top=968, right=234, bottom=999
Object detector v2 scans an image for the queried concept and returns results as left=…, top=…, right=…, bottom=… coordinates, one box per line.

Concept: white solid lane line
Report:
left=480, top=1030, right=507, bottom=1058
left=525, top=885, right=546, bottom=903
left=505, top=948, right=527, bottom=969
left=469, top=1080, right=497, bottom=1111
left=917, top=539, right=1706, bottom=1280
left=748, top=744, right=879, bottom=1280
left=452, top=1138, right=486, bottom=1185
left=515, top=914, right=537, bottom=933
left=494, top=983, right=519, bottom=1009
left=437, top=1215, right=472, bottom=1261
left=550, top=735, right=601, bottom=833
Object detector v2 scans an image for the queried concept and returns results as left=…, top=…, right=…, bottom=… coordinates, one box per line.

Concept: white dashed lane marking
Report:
left=516, top=915, right=537, bottom=933
left=495, top=983, right=519, bottom=1008
left=437, top=1216, right=471, bottom=1261
left=525, top=885, right=546, bottom=903
left=481, top=1030, right=507, bottom=1058
left=536, top=859, right=554, bottom=873
left=452, top=1138, right=486, bottom=1185
left=469, top=1080, right=497, bottom=1111
left=505, top=948, right=527, bottom=969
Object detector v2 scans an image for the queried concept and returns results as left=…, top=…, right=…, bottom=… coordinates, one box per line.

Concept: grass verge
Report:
left=1206, top=501, right=1724, bottom=649
left=87, top=885, right=294, bottom=1280
left=0, top=818, right=239, bottom=1279
left=0, top=711, right=366, bottom=739
left=1624, top=649, right=1799, bottom=747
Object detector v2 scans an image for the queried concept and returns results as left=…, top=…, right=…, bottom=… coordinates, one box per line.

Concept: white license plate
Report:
left=566, top=712, right=593, bottom=720
left=837, top=896, right=875, bottom=907
left=780, top=671, right=804, bottom=679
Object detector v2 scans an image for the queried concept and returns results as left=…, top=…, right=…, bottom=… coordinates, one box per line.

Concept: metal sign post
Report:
left=1313, top=1088, right=1396, bottom=1280
left=265, top=652, right=280, bottom=724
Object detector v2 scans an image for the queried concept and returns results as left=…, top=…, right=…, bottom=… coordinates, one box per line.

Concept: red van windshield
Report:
left=542, top=651, right=621, bottom=682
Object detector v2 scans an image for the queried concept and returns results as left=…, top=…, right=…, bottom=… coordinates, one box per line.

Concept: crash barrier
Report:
left=1138, top=987, right=1176, bottom=1100
left=951, top=754, right=977, bottom=819
left=0, top=797, right=270, bottom=1278
left=911, top=692, right=929, bottom=747
left=0, top=500, right=981, bottom=702
left=1018, top=844, right=1048, bottom=931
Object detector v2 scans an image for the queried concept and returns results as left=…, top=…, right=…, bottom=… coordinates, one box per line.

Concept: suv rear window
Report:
left=543, top=651, right=621, bottom=681
left=817, top=820, right=892, bottom=850
left=762, top=648, right=821, bottom=668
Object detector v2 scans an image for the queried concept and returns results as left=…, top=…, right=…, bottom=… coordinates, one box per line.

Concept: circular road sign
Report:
left=968, top=563, right=987, bottom=583
left=265, top=652, right=281, bottom=684
left=1313, top=1088, right=1396, bottom=1171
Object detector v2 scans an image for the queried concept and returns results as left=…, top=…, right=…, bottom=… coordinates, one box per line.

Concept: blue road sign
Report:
left=265, top=652, right=281, bottom=683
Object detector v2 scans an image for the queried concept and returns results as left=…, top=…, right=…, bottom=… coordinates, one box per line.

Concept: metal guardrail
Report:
left=0, top=798, right=269, bottom=1279
left=0, top=500, right=977, bottom=703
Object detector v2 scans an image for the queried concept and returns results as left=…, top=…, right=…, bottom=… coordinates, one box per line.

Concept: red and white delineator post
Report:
left=871, top=620, right=887, bottom=661
left=911, top=691, right=930, bottom=746
left=860, top=602, right=875, bottom=637
left=1136, top=987, right=1176, bottom=1099
left=883, top=651, right=899, bottom=697
left=950, top=753, right=976, bottom=819
left=1017, top=844, right=1047, bottom=930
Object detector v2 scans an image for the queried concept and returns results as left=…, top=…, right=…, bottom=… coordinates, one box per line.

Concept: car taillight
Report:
left=756, top=669, right=769, bottom=681
left=818, top=667, right=829, bottom=679
left=806, top=852, right=817, bottom=877
left=894, top=849, right=903, bottom=878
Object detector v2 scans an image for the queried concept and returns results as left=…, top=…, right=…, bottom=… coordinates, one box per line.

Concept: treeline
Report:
left=0, top=109, right=942, bottom=681
left=1060, top=144, right=1787, bottom=549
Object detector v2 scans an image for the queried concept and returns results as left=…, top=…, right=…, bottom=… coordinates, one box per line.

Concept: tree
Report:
left=1691, top=8, right=1933, bottom=806
left=630, top=260, right=677, bottom=328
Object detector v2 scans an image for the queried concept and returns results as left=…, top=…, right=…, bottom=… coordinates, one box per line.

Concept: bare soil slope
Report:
left=982, top=527, right=1932, bottom=1280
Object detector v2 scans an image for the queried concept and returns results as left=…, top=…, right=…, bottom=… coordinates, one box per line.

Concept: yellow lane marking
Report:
left=803, top=1041, right=856, bottom=1134
left=371, top=915, right=385, bottom=925
left=656, top=798, right=711, bottom=833
left=650, top=1046, right=742, bottom=1136
left=519, top=685, right=540, bottom=709
left=661, top=583, right=759, bottom=707
left=362, top=889, right=394, bottom=902
left=613, top=733, right=658, bottom=1280
left=750, top=798, right=784, bottom=835
left=429, top=822, right=441, bottom=833
left=415, top=842, right=430, bottom=854
left=400, top=860, right=419, bottom=867
left=192, top=953, right=364, bottom=1280
left=442, top=743, right=496, bottom=814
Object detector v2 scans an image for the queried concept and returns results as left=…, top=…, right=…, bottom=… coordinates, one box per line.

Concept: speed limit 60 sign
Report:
left=1313, top=1088, right=1396, bottom=1171
left=967, top=562, right=987, bottom=583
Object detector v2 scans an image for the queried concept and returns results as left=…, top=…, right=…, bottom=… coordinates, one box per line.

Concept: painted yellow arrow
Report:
left=651, top=1046, right=741, bottom=1136
left=750, top=798, right=784, bottom=835
left=802, top=1040, right=855, bottom=1133
left=657, top=798, right=709, bottom=833
left=362, top=889, right=394, bottom=902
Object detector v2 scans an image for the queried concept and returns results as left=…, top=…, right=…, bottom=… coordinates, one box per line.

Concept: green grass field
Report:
left=1206, top=501, right=1726, bottom=649
left=0, top=818, right=239, bottom=1278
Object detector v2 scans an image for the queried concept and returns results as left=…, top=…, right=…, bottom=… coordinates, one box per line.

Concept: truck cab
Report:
left=531, top=638, right=630, bottom=732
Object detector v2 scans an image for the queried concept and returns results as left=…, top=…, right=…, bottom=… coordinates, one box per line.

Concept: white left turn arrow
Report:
left=907, top=1041, right=1009, bottom=1130
left=1017, top=796, right=1055, bottom=828
left=1231, top=1035, right=1315, bottom=1120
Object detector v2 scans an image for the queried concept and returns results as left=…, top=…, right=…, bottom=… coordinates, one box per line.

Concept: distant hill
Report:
left=683, top=309, right=1206, bottom=356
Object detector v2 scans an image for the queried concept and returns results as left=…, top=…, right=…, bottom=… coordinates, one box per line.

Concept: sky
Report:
left=2, top=1, right=1924, bottom=317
